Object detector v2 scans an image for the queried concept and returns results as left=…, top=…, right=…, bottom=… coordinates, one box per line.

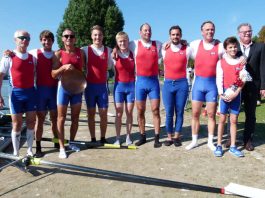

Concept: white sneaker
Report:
left=126, top=135, right=132, bottom=145
left=68, top=144, right=80, bottom=152
left=114, top=139, right=120, bottom=145
left=13, top=151, right=19, bottom=156
left=207, top=143, right=216, bottom=151
left=185, top=142, right=198, bottom=150
left=27, top=149, right=33, bottom=157
left=59, top=149, right=67, bottom=159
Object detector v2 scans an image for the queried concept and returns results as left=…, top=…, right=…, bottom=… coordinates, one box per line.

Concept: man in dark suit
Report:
left=237, top=23, right=265, bottom=151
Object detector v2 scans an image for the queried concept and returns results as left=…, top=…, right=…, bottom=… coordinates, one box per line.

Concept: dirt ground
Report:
left=1, top=96, right=265, bottom=198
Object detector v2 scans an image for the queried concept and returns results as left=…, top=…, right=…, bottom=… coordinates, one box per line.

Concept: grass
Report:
left=184, top=98, right=265, bottom=143
left=238, top=99, right=265, bottom=140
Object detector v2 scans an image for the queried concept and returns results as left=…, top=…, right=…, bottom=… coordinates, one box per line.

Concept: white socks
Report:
left=185, top=134, right=216, bottom=151
left=26, top=129, right=34, bottom=156
left=185, top=135, right=198, bottom=150
left=11, top=130, right=21, bottom=156
left=114, top=138, right=120, bottom=145
left=59, top=149, right=67, bottom=159
left=207, top=134, right=216, bottom=151
left=126, top=135, right=132, bottom=145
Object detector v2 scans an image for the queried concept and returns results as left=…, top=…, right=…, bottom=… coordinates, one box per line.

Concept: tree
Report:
left=57, top=0, right=124, bottom=48
left=256, top=26, right=265, bottom=43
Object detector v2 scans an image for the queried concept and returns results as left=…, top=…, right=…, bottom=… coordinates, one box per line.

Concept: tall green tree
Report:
left=57, top=0, right=124, bottom=48
left=257, top=26, right=265, bottom=43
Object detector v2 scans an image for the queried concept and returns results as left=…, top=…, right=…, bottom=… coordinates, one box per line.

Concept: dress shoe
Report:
left=245, top=140, right=254, bottom=151
left=173, top=138, right=182, bottom=147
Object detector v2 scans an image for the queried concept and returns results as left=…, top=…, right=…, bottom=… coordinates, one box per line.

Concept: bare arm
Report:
left=80, top=49, right=86, bottom=73
left=51, top=50, right=73, bottom=79
left=0, top=72, right=5, bottom=108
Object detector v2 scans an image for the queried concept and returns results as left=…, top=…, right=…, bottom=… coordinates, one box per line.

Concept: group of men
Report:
left=0, top=21, right=264, bottom=159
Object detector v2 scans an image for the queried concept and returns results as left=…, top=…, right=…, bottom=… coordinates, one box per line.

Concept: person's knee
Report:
left=152, top=107, right=160, bottom=117
left=192, top=111, right=201, bottom=119
left=58, top=115, right=66, bottom=123
left=12, top=122, right=22, bottom=131
left=116, top=111, right=123, bottom=119
left=218, top=117, right=226, bottom=124
left=207, top=112, right=216, bottom=119
left=230, top=117, right=238, bottom=125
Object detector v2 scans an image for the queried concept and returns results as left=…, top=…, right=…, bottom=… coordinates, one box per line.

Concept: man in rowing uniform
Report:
left=130, top=23, right=162, bottom=148
left=52, top=29, right=85, bottom=159
left=82, top=25, right=113, bottom=144
left=0, top=30, right=36, bottom=156
left=29, top=30, right=59, bottom=157
left=162, top=25, right=192, bottom=147
left=112, top=31, right=135, bottom=145
left=185, top=21, right=224, bottom=151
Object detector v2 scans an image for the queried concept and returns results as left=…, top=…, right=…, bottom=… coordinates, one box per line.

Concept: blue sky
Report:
left=0, top=0, right=264, bottom=54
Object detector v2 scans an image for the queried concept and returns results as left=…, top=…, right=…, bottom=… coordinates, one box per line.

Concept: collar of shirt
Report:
left=118, top=50, right=130, bottom=59
left=140, top=39, right=152, bottom=48
left=170, top=43, right=182, bottom=52
left=13, top=49, right=29, bottom=60
left=240, top=41, right=252, bottom=50
left=240, top=41, right=252, bottom=57
left=91, top=44, right=105, bottom=56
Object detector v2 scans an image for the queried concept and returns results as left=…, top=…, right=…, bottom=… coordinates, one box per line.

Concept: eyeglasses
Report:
left=63, top=35, right=75, bottom=39
left=17, top=36, right=30, bottom=41
left=239, top=30, right=252, bottom=34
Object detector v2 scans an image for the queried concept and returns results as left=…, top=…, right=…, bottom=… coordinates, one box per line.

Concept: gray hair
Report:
left=237, top=23, right=252, bottom=32
left=14, top=30, right=30, bottom=38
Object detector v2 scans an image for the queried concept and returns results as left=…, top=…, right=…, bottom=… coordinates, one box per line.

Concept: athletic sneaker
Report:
left=68, top=144, right=80, bottom=152
left=27, top=149, right=33, bottom=157
left=229, top=146, right=244, bottom=157
left=207, top=143, right=216, bottom=151
left=59, top=149, right=67, bottom=159
left=185, top=142, right=198, bottom=150
left=114, top=139, right=120, bottom=145
left=214, top=145, right=223, bottom=157
left=126, top=135, right=132, bottom=145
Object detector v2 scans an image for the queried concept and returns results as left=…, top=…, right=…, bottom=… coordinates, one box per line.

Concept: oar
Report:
left=0, top=156, right=28, bottom=171
left=0, top=134, right=137, bottom=150
left=2, top=153, right=264, bottom=196
left=0, top=153, right=223, bottom=195
left=41, top=137, right=138, bottom=150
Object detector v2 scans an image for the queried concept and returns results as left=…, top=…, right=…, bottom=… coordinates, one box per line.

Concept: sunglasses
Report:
left=17, top=36, right=30, bottom=41
left=63, top=35, right=75, bottom=39
left=239, top=30, right=252, bottom=35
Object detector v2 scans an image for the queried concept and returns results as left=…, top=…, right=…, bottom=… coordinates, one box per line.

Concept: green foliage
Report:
left=252, top=35, right=258, bottom=42
left=257, top=26, right=265, bottom=43
left=57, top=0, right=124, bottom=48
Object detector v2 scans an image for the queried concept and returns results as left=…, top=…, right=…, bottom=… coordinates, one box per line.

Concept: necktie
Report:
left=243, top=45, right=247, bottom=58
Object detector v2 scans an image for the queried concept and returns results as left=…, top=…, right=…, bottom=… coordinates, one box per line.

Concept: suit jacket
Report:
left=237, top=42, right=265, bottom=90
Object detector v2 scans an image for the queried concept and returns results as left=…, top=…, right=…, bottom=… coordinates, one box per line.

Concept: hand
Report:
left=162, top=41, right=171, bottom=50
left=3, top=50, right=14, bottom=57
left=239, top=56, right=247, bottom=66
left=180, top=39, right=188, bottom=46
left=226, top=91, right=238, bottom=102
left=260, top=90, right=265, bottom=98
left=112, top=46, right=118, bottom=59
left=0, top=95, right=5, bottom=109
left=220, top=94, right=229, bottom=102
left=64, top=64, right=74, bottom=71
